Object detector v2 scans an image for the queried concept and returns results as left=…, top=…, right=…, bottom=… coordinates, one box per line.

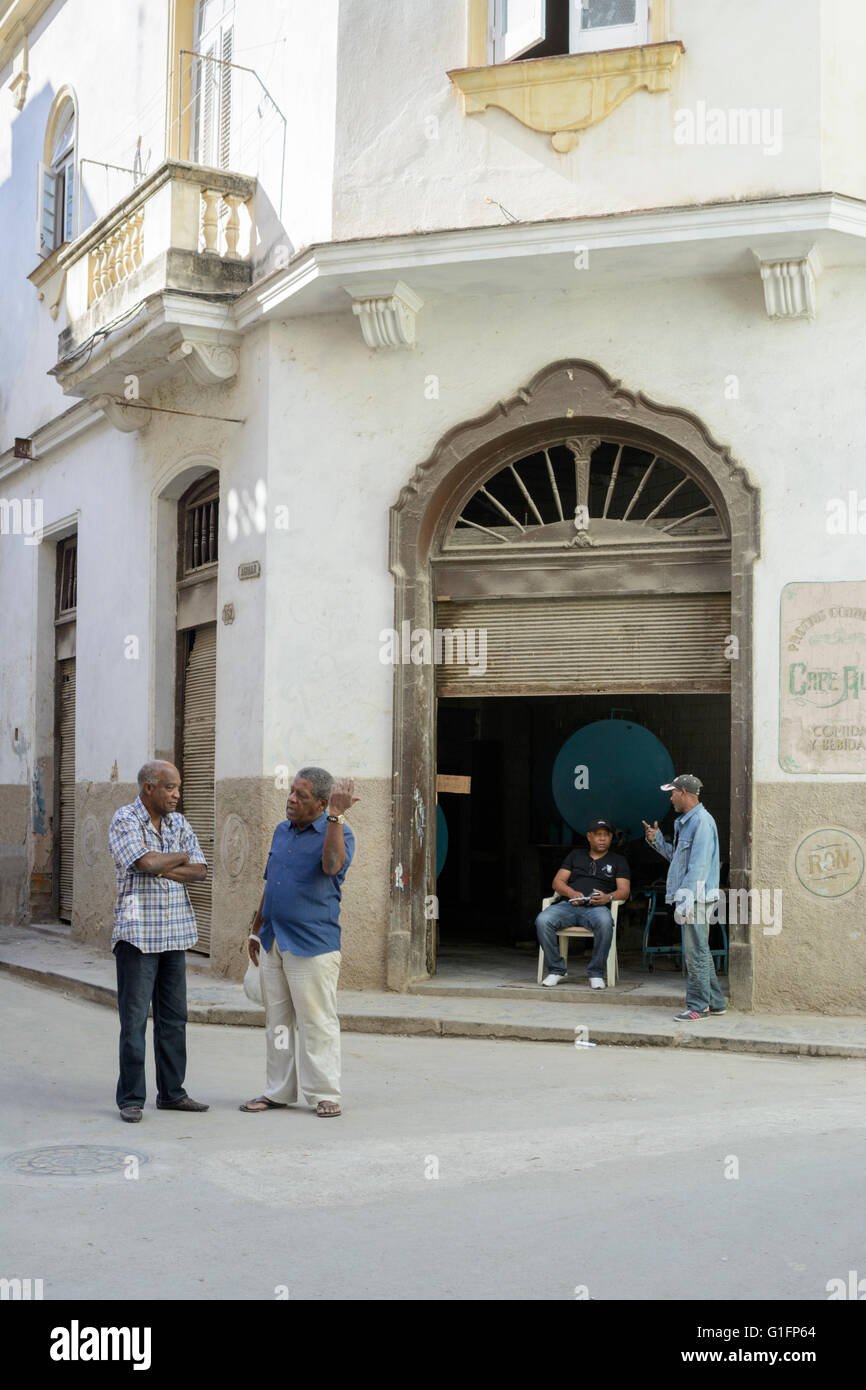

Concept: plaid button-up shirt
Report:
left=109, top=796, right=207, bottom=952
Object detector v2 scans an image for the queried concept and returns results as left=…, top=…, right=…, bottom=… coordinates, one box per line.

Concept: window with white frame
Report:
left=37, top=97, right=76, bottom=257
left=193, top=0, right=236, bottom=169
left=572, top=0, right=649, bottom=52
left=490, top=0, right=650, bottom=63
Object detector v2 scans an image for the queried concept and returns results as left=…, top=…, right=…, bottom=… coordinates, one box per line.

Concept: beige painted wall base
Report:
left=71, top=782, right=138, bottom=944
left=752, top=783, right=866, bottom=1013
left=211, top=776, right=390, bottom=989
left=0, top=784, right=30, bottom=925
left=66, top=777, right=391, bottom=991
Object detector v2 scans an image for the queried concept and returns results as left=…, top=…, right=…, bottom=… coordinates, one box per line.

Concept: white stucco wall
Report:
left=251, top=261, right=865, bottom=790
left=0, top=0, right=339, bottom=452
left=0, top=0, right=169, bottom=444
left=819, top=0, right=866, bottom=198
left=330, top=0, right=830, bottom=240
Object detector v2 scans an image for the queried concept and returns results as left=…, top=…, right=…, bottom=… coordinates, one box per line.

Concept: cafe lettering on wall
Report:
left=780, top=582, right=866, bottom=773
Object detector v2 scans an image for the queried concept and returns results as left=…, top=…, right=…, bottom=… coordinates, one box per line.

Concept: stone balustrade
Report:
left=81, top=163, right=256, bottom=309
left=89, top=208, right=145, bottom=303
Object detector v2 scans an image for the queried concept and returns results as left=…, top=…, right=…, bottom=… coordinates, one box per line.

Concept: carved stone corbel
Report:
left=753, top=247, right=823, bottom=320
left=168, top=339, right=239, bottom=385
left=348, top=281, right=424, bottom=349
left=8, top=32, right=29, bottom=110
left=93, top=394, right=152, bottom=432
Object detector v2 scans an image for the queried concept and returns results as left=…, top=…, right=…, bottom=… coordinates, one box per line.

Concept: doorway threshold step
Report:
left=408, top=981, right=682, bottom=1007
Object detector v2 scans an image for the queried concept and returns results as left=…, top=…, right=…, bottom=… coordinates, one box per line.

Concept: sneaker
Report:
left=541, top=973, right=567, bottom=987
left=703, top=1006, right=727, bottom=1015
left=673, top=1009, right=705, bottom=1021
left=589, top=977, right=605, bottom=990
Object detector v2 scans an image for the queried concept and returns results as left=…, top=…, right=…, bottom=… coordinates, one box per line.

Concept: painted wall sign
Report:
left=238, top=561, right=261, bottom=580
left=780, top=582, right=866, bottom=772
left=794, top=828, right=864, bottom=897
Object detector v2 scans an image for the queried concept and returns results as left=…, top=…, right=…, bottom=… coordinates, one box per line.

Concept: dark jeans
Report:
left=535, top=900, right=614, bottom=978
left=114, top=942, right=189, bottom=1109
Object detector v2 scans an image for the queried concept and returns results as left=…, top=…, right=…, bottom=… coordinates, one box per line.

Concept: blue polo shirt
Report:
left=260, top=813, right=355, bottom=957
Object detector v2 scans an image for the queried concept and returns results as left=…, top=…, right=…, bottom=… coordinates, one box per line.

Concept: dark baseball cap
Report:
left=660, top=774, right=703, bottom=794
left=586, top=818, right=614, bottom=832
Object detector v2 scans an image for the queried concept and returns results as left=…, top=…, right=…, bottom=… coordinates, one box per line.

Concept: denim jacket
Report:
left=648, top=802, right=720, bottom=905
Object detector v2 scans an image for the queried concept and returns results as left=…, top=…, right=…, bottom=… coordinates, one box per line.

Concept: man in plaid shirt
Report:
left=108, top=760, right=210, bottom=1122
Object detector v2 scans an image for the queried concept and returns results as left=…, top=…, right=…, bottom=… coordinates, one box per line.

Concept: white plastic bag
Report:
left=243, top=957, right=263, bottom=1006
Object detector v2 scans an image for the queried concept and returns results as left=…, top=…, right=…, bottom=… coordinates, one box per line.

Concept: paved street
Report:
left=2, top=974, right=865, bottom=1302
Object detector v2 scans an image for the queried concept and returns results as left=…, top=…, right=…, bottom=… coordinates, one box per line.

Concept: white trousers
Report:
left=260, top=939, right=341, bottom=1105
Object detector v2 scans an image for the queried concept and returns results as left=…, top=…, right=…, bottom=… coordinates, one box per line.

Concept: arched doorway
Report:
left=388, top=360, right=759, bottom=1005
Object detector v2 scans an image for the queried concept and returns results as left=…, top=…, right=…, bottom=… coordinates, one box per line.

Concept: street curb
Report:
left=2, top=958, right=865, bottom=1058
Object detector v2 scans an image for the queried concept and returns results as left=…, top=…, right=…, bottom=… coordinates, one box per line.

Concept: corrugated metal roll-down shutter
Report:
left=58, top=659, right=76, bottom=921
left=435, top=593, right=732, bottom=696
left=182, top=624, right=216, bottom=953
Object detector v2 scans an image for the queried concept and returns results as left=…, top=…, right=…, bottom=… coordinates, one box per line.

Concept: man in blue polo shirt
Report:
left=241, top=766, right=358, bottom=1118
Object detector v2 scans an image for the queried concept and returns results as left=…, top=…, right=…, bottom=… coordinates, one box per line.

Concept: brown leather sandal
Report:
left=239, top=1096, right=288, bottom=1112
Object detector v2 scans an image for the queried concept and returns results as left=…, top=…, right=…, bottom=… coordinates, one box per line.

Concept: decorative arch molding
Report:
left=42, top=84, right=78, bottom=166
left=154, top=452, right=221, bottom=504
left=387, top=360, right=760, bottom=1005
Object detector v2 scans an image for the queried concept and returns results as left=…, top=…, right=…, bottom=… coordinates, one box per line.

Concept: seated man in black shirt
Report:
left=535, top=818, right=630, bottom=989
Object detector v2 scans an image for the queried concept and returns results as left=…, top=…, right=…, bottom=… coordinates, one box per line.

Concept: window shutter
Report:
left=182, top=624, right=216, bottom=954
left=37, top=162, right=56, bottom=256
left=58, top=658, right=76, bottom=921
left=64, top=159, right=75, bottom=242
left=494, top=0, right=546, bottom=62
left=219, top=25, right=233, bottom=169
left=200, top=39, right=217, bottom=165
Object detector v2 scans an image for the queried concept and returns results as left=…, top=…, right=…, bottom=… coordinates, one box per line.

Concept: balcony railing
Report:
left=51, top=160, right=256, bottom=400
left=66, top=160, right=254, bottom=317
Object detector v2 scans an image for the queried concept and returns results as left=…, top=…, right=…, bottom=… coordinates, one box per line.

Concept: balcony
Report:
left=46, top=160, right=256, bottom=416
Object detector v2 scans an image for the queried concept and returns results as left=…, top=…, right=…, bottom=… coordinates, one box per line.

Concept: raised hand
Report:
left=328, top=778, right=361, bottom=817
left=642, top=819, right=659, bottom=842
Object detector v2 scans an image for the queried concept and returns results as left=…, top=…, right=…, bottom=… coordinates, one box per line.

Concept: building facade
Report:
left=2, top=0, right=865, bottom=1010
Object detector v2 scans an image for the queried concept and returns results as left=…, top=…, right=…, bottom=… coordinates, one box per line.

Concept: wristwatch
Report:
left=327, top=814, right=345, bottom=824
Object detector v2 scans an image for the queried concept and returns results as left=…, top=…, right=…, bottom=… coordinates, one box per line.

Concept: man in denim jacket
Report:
left=642, top=773, right=727, bottom=1021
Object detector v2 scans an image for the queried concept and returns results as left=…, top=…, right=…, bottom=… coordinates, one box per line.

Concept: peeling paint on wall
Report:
left=413, top=786, right=425, bottom=846
left=394, top=861, right=406, bottom=889
left=32, top=763, right=46, bottom=834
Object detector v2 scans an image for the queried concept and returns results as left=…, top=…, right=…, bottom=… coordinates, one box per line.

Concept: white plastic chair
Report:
left=536, top=894, right=620, bottom=988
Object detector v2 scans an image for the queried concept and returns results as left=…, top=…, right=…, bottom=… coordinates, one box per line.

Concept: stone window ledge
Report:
left=448, top=41, right=684, bottom=152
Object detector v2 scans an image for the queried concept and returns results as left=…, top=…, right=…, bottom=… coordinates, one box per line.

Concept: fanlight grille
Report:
left=446, top=440, right=725, bottom=549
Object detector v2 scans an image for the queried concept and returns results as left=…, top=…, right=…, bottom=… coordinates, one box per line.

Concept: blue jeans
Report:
left=535, top=899, right=614, bottom=979
left=682, top=904, right=727, bottom=1013
left=114, top=942, right=189, bottom=1109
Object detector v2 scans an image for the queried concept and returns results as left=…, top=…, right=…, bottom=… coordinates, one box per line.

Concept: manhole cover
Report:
left=2, top=1145, right=148, bottom=1176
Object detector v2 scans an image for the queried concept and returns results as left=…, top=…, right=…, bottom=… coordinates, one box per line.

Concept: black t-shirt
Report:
left=560, top=847, right=630, bottom=897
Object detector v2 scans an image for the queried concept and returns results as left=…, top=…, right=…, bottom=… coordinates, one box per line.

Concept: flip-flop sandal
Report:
left=239, top=1096, right=288, bottom=1112
left=316, top=1102, right=342, bottom=1117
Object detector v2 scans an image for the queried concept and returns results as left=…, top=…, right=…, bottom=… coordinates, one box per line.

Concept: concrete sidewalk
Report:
left=2, top=922, right=866, bottom=1059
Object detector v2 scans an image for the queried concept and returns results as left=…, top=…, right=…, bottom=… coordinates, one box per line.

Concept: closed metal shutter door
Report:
left=182, top=624, right=216, bottom=953
left=435, top=593, right=731, bottom=696
left=58, top=659, right=76, bottom=920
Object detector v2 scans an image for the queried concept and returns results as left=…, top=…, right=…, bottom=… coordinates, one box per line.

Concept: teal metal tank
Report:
left=551, top=719, right=674, bottom=842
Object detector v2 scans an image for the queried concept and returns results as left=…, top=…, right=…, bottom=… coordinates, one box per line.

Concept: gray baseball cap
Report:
left=660, top=774, right=703, bottom=794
